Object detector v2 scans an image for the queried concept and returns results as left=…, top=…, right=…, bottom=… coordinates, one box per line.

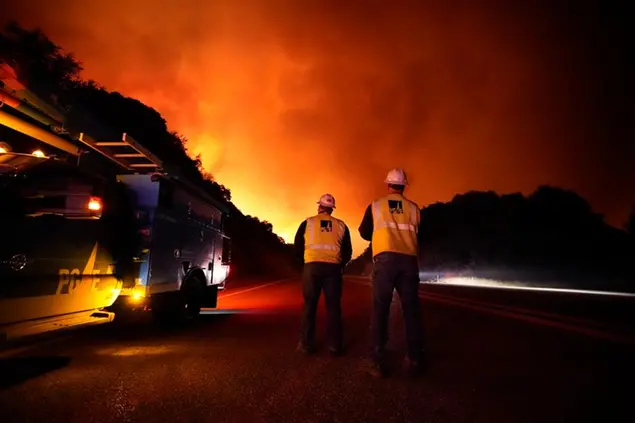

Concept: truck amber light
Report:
left=88, top=197, right=102, bottom=211
left=32, top=149, right=46, bottom=157
left=0, top=142, right=12, bottom=154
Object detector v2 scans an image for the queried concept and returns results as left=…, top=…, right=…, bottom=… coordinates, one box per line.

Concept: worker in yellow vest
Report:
left=293, top=193, right=353, bottom=356
left=358, top=168, right=425, bottom=377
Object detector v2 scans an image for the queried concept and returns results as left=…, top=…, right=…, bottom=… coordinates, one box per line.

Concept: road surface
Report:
left=1, top=276, right=633, bottom=423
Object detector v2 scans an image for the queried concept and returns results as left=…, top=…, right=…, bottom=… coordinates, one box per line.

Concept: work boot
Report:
left=296, top=342, right=314, bottom=355
left=362, top=357, right=387, bottom=378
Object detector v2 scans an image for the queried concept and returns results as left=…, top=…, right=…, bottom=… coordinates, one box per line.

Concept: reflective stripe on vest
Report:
left=371, top=194, right=419, bottom=257
left=304, top=214, right=345, bottom=263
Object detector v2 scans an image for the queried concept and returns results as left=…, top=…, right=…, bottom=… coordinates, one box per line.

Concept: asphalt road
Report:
left=1, top=276, right=634, bottom=423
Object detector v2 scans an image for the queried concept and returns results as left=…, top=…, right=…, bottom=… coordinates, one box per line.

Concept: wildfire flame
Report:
left=4, top=1, right=632, bottom=255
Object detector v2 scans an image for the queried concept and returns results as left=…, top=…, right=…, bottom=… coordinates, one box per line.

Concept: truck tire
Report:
left=184, top=276, right=205, bottom=320
left=150, top=275, right=205, bottom=324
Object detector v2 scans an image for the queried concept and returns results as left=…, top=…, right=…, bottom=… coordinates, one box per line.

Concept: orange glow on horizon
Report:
left=4, top=1, right=632, bottom=256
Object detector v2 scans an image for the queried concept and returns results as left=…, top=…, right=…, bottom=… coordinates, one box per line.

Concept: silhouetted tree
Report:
left=0, top=21, right=81, bottom=100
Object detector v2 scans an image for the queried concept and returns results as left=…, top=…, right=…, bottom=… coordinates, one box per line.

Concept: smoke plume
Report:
left=5, top=0, right=633, bottom=255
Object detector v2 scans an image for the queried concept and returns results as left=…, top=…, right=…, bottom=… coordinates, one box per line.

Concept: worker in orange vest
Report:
left=358, top=168, right=425, bottom=377
left=294, top=193, right=353, bottom=356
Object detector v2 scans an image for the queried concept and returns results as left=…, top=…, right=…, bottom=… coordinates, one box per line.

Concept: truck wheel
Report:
left=184, top=277, right=205, bottom=320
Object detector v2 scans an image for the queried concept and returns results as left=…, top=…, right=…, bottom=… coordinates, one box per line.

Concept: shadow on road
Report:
left=98, top=313, right=234, bottom=342
left=0, top=356, right=71, bottom=390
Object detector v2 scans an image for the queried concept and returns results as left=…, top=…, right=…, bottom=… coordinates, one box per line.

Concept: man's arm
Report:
left=358, top=204, right=374, bottom=241
left=293, top=220, right=307, bottom=265
left=340, top=225, right=353, bottom=267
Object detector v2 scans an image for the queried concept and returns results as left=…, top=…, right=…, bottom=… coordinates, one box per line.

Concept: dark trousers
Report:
left=370, top=252, right=425, bottom=361
left=300, top=262, right=343, bottom=349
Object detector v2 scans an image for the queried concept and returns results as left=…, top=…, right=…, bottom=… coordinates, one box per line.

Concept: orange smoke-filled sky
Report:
left=5, top=0, right=634, bottom=256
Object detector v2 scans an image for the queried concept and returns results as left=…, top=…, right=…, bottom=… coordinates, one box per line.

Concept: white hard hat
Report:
left=384, top=168, right=408, bottom=185
left=317, top=193, right=336, bottom=208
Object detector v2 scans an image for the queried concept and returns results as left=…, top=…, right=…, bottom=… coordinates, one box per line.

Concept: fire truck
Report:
left=0, top=64, right=231, bottom=341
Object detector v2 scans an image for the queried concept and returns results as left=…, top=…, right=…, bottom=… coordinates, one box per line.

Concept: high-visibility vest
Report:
left=371, top=193, right=420, bottom=257
left=304, top=213, right=346, bottom=264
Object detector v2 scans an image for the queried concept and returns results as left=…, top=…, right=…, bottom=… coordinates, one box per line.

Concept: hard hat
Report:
left=317, top=193, right=336, bottom=208
left=384, top=168, right=408, bottom=185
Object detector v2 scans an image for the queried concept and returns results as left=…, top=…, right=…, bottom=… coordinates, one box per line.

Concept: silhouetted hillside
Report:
left=348, top=188, right=635, bottom=292
left=0, top=21, right=296, bottom=280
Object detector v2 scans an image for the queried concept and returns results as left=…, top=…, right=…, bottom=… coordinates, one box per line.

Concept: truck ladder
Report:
left=76, top=132, right=163, bottom=173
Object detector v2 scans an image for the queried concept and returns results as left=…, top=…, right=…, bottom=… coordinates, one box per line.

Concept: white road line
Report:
left=345, top=276, right=635, bottom=343
left=426, top=280, right=635, bottom=298
left=419, top=292, right=635, bottom=345
left=420, top=290, right=599, bottom=327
